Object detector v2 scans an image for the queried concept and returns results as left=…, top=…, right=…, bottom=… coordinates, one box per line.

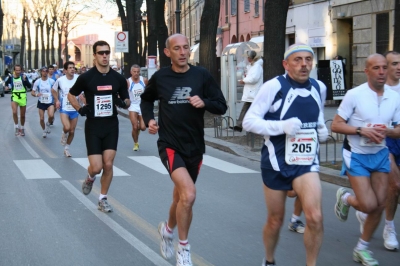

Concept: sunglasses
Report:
left=96, top=50, right=111, bottom=55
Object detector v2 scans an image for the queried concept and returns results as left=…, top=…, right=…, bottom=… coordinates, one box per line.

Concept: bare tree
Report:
left=155, top=0, right=168, bottom=67
left=394, top=0, right=400, bottom=52
left=20, top=8, right=27, bottom=67
left=0, top=1, right=4, bottom=73
left=263, top=0, right=290, bottom=81
left=146, top=0, right=157, bottom=59
left=199, top=0, right=220, bottom=81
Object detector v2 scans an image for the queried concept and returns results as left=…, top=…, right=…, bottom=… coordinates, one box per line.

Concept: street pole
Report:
left=175, top=0, right=181, bottom=33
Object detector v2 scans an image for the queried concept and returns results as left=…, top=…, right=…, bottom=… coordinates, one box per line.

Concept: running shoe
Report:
left=19, top=129, right=25, bottom=136
left=176, top=244, right=192, bottom=266
left=42, top=131, right=47, bottom=138
left=383, top=227, right=399, bottom=250
left=15, top=127, right=19, bottom=136
left=158, top=221, right=174, bottom=259
left=353, top=248, right=379, bottom=266
left=356, top=211, right=366, bottom=234
left=262, top=259, right=276, bottom=266
left=64, top=149, right=71, bottom=158
left=133, top=143, right=139, bottom=151
left=61, top=132, right=68, bottom=146
left=335, top=187, right=350, bottom=222
left=45, top=122, right=51, bottom=134
left=288, top=219, right=305, bottom=233
left=82, top=175, right=96, bottom=195
left=98, top=198, right=113, bottom=212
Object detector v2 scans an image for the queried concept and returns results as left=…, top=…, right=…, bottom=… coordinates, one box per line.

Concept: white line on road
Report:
left=14, top=159, right=62, bottom=179
left=202, top=155, right=260, bottom=173
left=60, top=180, right=172, bottom=266
left=128, top=156, right=168, bottom=174
left=72, top=158, right=130, bottom=176
left=18, top=137, right=41, bottom=158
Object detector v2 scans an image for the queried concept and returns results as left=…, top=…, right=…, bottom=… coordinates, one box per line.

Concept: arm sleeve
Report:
left=69, top=75, right=85, bottom=96
left=202, top=70, right=227, bottom=115
left=23, top=78, right=32, bottom=89
left=336, top=90, right=355, bottom=121
left=242, top=78, right=286, bottom=136
left=52, top=79, right=59, bottom=91
left=317, top=80, right=327, bottom=126
left=140, top=74, right=158, bottom=126
left=118, top=78, right=129, bottom=100
left=242, top=65, right=262, bottom=84
left=32, top=80, right=39, bottom=92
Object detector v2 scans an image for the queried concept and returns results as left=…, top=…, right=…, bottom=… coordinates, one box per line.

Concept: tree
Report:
left=263, top=0, right=291, bottom=81
left=199, top=0, right=220, bottom=81
left=394, top=0, right=400, bottom=52
left=0, top=2, right=3, bottom=72
left=20, top=8, right=27, bottom=67
left=155, top=0, right=169, bottom=67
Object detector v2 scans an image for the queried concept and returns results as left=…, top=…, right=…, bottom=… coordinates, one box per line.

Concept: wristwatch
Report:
left=356, top=127, right=361, bottom=136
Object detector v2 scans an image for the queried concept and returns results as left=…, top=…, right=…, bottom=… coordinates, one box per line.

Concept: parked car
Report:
left=0, top=76, right=4, bottom=97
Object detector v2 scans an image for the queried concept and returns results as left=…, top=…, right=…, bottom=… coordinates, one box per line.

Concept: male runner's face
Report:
left=386, top=53, right=400, bottom=82
left=41, top=69, right=48, bottom=78
left=164, top=35, right=190, bottom=68
left=14, top=66, right=21, bottom=77
left=48, top=67, right=54, bottom=76
left=283, top=51, right=313, bottom=84
left=66, top=64, right=75, bottom=77
left=94, top=45, right=110, bottom=67
left=365, top=55, right=387, bottom=90
left=131, top=67, right=140, bottom=79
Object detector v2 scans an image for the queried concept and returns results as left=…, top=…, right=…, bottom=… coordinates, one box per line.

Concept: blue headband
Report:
left=284, top=44, right=314, bottom=60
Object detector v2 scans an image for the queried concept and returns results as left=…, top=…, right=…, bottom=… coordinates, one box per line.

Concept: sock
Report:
left=65, top=144, right=70, bottom=150
left=15, top=124, right=19, bottom=128
left=291, top=214, right=300, bottom=223
left=385, top=219, right=395, bottom=230
left=87, top=173, right=95, bottom=180
left=179, top=239, right=188, bottom=246
left=355, top=238, right=369, bottom=250
left=341, top=192, right=350, bottom=205
left=99, top=194, right=107, bottom=201
left=165, top=222, right=173, bottom=234
left=20, top=126, right=24, bottom=129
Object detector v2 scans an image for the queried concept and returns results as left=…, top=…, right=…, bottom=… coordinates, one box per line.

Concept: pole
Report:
left=175, top=0, right=181, bottom=33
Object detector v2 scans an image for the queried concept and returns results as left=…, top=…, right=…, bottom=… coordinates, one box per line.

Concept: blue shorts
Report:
left=386, top=137, right=400, bottom=165
left=261, top=165, right=319, bottom=190
left=341, top=148, right=390, bottom=177
left=60, top=110, right=79, bottom=120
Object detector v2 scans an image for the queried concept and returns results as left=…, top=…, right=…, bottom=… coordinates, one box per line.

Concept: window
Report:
left=255, top=0, right=259, bottom=17
left=376, top=13, right=389, bottom=54
left=231, top=0, right=237, bottom=16
left=244, top=0, right=250, bottom=13
left=225, top=0, right=229, bottom=23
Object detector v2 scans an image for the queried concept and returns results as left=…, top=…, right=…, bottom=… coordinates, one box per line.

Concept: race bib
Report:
left=133, top=89, right=143, bottom=101
left=13, top=80, right=24, bottom=91
left=40, top=93, right=51, bottom=104
left=359, top=123, right=387, bottom=147
left=94, top=95, right=113, bottom=117
left=285, top=129, right=318, bottom=165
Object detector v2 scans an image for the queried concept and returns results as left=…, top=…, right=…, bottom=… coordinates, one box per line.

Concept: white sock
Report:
left=291, top=214, right=300, bottom=223
left=20, top=126, right=24, bottom=129
left=179, top=239, right=188, bottom=246
left=15, top=124, right=19, bottom=128
left=65, top=144, right=70, bottom=150
left=166, top=222, right=173, bottom=234
left=385, top=219, right=395, bottom=230
left=87, top=173, right=95, bottom=180
left=341, top=193, right=350, bottom=205
left=355, top=238, right=369, bottom=250
left=99, top=194, right=107, bottom=200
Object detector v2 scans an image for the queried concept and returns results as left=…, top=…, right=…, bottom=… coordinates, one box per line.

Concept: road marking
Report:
left=60, top=180, right=172, bottom=266
left=14, top=159, right=61, bottom=179
left=72, top=158, right=130, bottom=176
left=128, top=156, right=168, bottom=174
left=17, top=137, right=41, bottom=158
left=202, top=155, right=259, bottom=173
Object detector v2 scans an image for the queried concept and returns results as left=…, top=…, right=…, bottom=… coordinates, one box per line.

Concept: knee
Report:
left=389, top=179, right=400, bottom=195
left=267, top=215, right=284, bottom=230
left=304, top=209, right=323, bottom=229
left=68, top=129, right=75, bottom=135
left=132, top=123, right=138, bottom=131
left=358, top=201, right=380, bottom=214
left=39, top=117, right=45, bottom=123
left=20, top=113, right=25, bottom=119
left=103, top=161, right=113, bottom=172
left=179, top=189, right=196, bottom=208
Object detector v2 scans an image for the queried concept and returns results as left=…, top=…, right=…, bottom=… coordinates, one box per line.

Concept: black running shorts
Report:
left=85, top=116, right=119, bottom=155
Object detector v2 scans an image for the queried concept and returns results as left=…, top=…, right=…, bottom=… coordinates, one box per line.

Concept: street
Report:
left=0, top=93, right=398, bottom=266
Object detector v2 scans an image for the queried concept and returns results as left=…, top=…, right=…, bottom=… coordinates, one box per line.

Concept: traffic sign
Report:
left=115, top=31, right=129, bottom=53
left=5, top=45, right=14, bottom=50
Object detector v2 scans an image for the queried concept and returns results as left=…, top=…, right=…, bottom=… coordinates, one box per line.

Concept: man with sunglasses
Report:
left=68, top=40, right=130, bottom=213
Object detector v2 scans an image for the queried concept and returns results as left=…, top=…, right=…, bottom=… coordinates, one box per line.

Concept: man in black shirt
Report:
left=141, top=33, right=227, bottom=266
left=68, top=40, right=130, bottom=213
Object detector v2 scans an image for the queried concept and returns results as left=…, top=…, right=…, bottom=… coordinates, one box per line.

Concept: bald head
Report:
left=365, top=54, right=386, bottom=68
left=165, top=34, right=189, bottom=49
left=364, top=53, right=387, bottom=91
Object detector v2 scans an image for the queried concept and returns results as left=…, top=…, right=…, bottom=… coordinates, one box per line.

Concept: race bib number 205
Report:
left=285, top=129, right=318, bottom=165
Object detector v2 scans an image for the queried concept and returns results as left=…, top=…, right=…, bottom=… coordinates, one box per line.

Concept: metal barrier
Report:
left=214, top=116, right=235, bottom=138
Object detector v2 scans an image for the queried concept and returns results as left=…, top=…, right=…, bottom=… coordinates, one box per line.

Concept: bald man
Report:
left=332, top=53, right=400, bottom=265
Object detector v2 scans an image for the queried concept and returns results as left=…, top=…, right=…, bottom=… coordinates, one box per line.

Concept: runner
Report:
left=52, top=61, right=79, bottom=157
left=140, top=33, right=227, bottom=266
left=127, top=64, right=147, bottom=151
left=243, top=43, right=328, bottom=266
left=331, top=53, right=400, bottom=265
left=67, top=40, right=130, bottom=213
left=31, top=66, right=55, bottom=138
left=354, top=51, right=400, bottom=252
left=5, top=64, right=32, bottom=136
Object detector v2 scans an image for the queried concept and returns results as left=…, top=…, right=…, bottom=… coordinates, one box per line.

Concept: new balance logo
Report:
left=169, top=87, right=192, bottom=104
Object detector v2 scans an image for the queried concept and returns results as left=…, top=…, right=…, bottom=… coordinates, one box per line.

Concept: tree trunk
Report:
left=45, top=15, right=51, bottom=66
left=263, top=0, right=290, bottom=81
left=123, top=0, right=140, bottom=77
left=20, top=8, right=26, bottom=67
left=34, top=24, right=39, bottom=69
left=199, top=0, right=220, bottom=81
left=146, top=0, right=157, bottom=58
left=156, top=0, right=169, bottom=67
left=50, top=20, right=55, bottom=65
left=57, top=32, right=62, bottom=66
left=40, top=21, right=45, bottom=66
left=394, top=0, right=400, bottom=52
left=27, top=19, right=32, bottom=69
left=0, top=2, right=4, bottom=72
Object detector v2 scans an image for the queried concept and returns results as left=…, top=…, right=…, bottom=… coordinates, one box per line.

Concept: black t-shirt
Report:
left=69, top=67, right=129, bottom=119
left=140, top=65, right=227, bottom=156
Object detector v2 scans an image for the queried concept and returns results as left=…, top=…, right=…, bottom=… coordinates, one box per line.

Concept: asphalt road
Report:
left=0, top=94, right=398, bottom=266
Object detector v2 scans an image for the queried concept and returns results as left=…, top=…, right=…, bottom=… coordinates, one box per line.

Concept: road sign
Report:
left=115, top=31, right=129, bottom=53
left=5, top=45, right=14, bottom=50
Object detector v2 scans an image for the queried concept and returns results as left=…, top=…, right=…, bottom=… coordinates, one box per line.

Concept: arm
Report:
left=140, top=75, right=157, bottom=126
left=51, top=80, right=60, bottom=109
left=201, top=71, right=227, bottom=115
left=30, top=80, right=39, bottom=97
left=242, top=64, right=262, bottom=84
left=22, top=74, right=32, bottom=89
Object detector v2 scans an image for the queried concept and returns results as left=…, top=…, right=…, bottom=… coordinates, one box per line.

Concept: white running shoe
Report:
left=158, top=221, right=174, bottom=259
left=45, top=122, right=51, bottom=134
left=61, top=132, right=68, bottom=146
left=383, top=226, right=399, bottom=250
left=15, top=127, right=19, bottom=136
left=355, top=211, right=367, bottom=234
left=64, top=149, right=71, bottom=157
left=42, top=131, right=47, bottom=138
left=176, top=244, right=192, bottom=266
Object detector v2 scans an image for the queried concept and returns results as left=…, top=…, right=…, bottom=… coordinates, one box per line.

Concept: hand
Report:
left=115, top=98, right=127, bottom=108
left=148, top=119, right=159, bottom=134
left=78, top=105, right=91, bottom=116
left=360, top=126, right=386, bottom=144
left=281, top=117, right=302, bottom=135
left=238, top=80, right=245, bottom=85
left=317, top=125, right=329, bottom=142
left=187, top=95, right=205, bottom=108
left=55, top=101, right=60, bottom=109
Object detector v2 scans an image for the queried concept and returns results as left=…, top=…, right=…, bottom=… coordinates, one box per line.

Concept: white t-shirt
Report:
left=33, top=78, right=55, bottom=104
left=128, top=76, right=146, bottom=105
left=52, top=74, right=79, bottom=112
left=337, top=82, right=400, bottom=154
